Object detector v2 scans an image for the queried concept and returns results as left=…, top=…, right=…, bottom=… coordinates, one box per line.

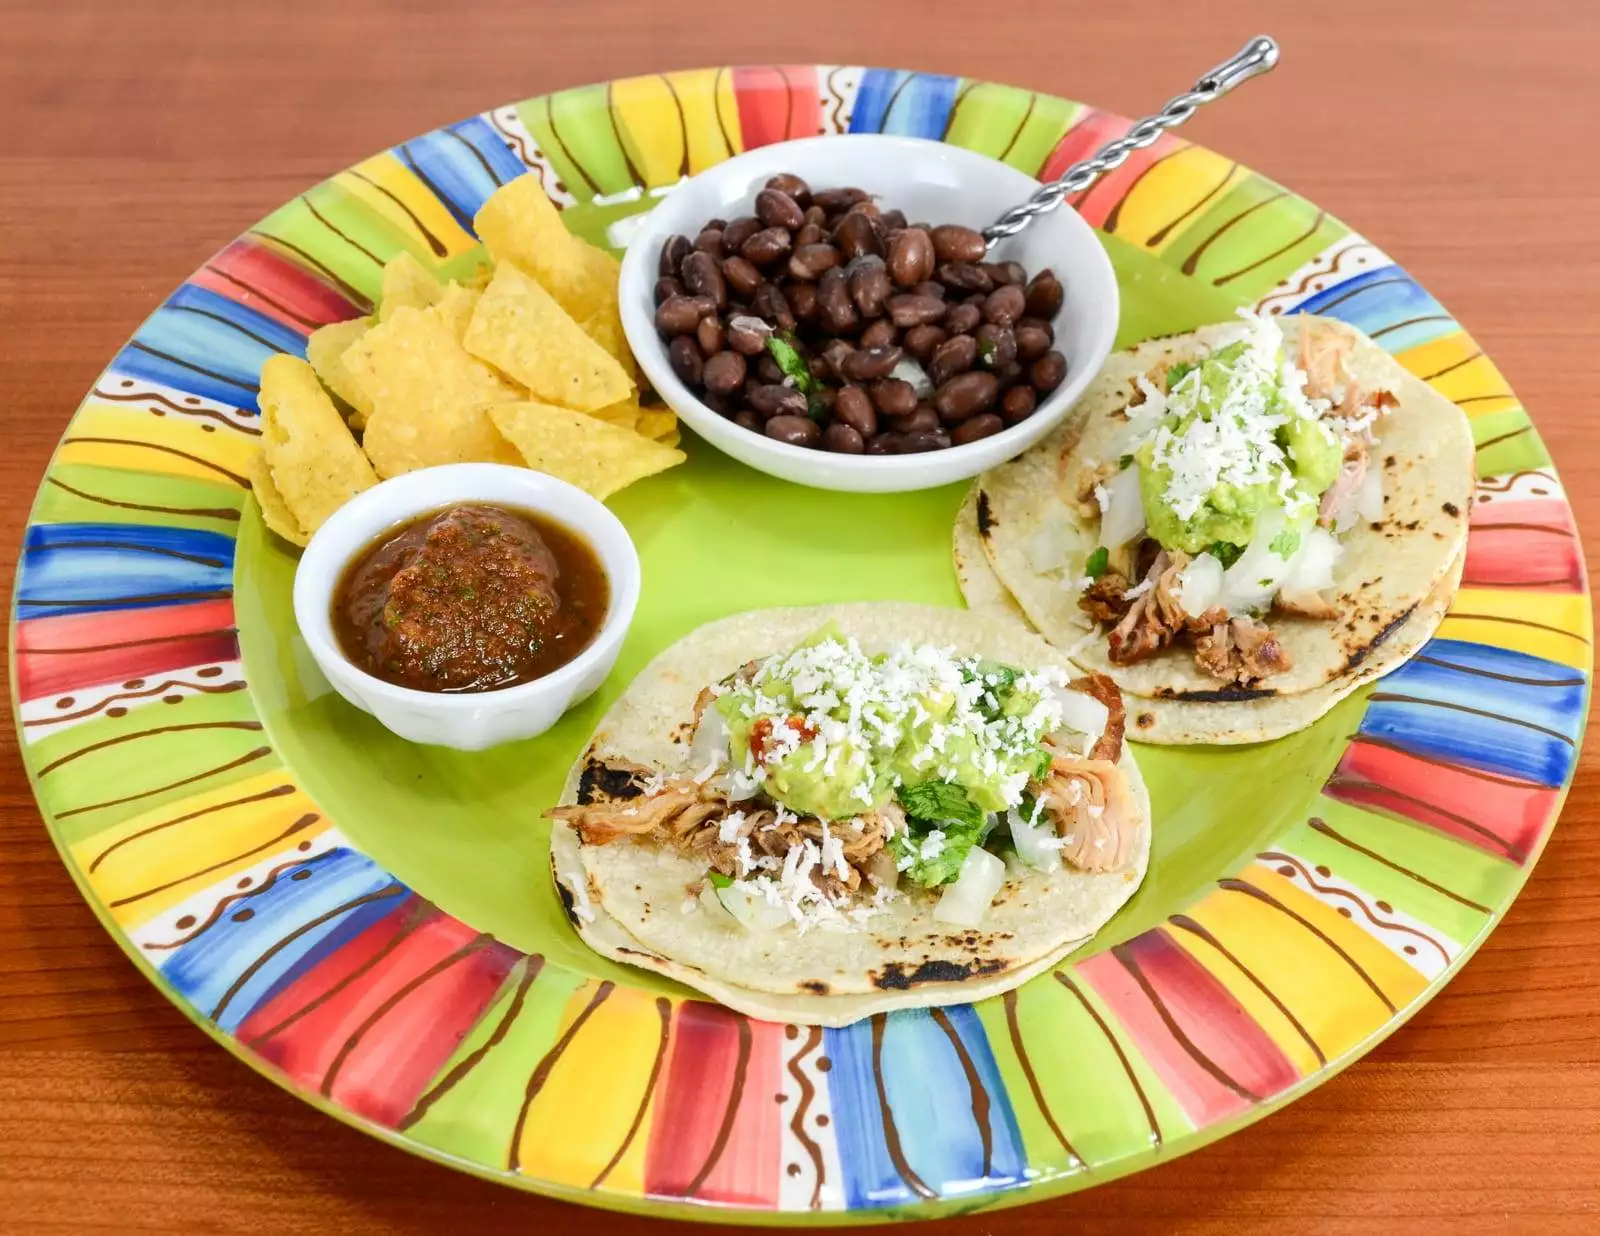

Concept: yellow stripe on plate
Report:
left=514, top=982, right=669, bottom=1189
left=337, top=152, right=481, bottom=260
left=609, top=74, right=687, bottom=189
left=1440, top=586, right=1593, bottom=668
left=1112, top=147, right=1242, bottom=255
left=664, top=68, right=743, bottom=172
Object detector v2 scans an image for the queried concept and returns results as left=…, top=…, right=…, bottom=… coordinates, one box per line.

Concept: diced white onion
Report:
left=1279, top=526, right=1344, bottom=595
left=1025, top=513, right=1081, bottom=574
left=890, top=357, right=934, bottom=400
left=1177, top=551, right=1224, bottom=616
left=690, top=710, right=730, bottom=774
left=1048, top=684, right=1109, bottom=740
left=934, top=846, right=1006, bottom=927
left=1007, top=805, right=1062, bottom=874
left=1355, top=465, right=1384, bottom=522
left=713, top=881, right=791, bottom=933
left=1218, top=510, right=1298, bottom=615
left=1099, top=465, right=1147, bottom=550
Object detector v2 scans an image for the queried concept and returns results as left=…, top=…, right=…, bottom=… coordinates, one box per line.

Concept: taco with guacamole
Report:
left=968, top=312, right=1472, bottom=738
left=546, top=603, right=1149, bottom=1027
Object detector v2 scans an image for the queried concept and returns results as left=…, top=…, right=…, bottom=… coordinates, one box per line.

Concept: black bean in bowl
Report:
left=653, top=173, right=1071, bottom=455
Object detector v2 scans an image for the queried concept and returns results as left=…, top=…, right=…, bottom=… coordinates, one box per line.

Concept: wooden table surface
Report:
left=3, top=1, right=1598, bottom=1231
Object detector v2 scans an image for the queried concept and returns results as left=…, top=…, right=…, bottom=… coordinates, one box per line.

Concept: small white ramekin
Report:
left=292, top=463, right=640, bottom=750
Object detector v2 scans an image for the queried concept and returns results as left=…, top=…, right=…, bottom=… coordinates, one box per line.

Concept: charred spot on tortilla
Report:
left=1153, top=684, right=1277, bottom=702
left=976, top=489, right=995, bottom=538
left=556, top=880, right=582, bottom=927
left=1442, top=501, right=1460, bottom=517
left=798, top=980, right=830, bottom=995
left=1342, top=601, right=1418, bottom=671
left=577, top=758, right=645, bottom=805
left=872, top=957, right=1010, bottom=990
left=1136, top=711, right=1155, bottom=729
left=1385, top=454, right=1397, bottom=467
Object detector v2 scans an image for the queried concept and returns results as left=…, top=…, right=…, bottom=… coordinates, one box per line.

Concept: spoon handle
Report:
left=983, top=35, right=1280, bottom=248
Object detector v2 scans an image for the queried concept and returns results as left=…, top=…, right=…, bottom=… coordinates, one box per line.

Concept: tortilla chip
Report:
left=257, top=355, right=379, bottom=534
left=463, top=263, right=632, bottom=412
left=344, top=305, right=523, bottom=478
left=379, top=251, right=445, bottom=320
left=305, top=317, right=374, bottom=428
left=487, top=401, right=684, bottom=500
left=636, top=409, right=678, bottom=441
left=587, top=396, right=643, bottom=432
left=579, top=301, right=636, bottom=379
left=657, top=426, right=681, bottom=449
left=434, top=282, right=482, bottom=343
left=247, top=448, right=307, bottom=547
left=473, top=175, right=619, bottom=321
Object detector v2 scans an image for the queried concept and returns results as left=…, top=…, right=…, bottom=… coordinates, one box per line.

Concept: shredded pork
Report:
left=1037, top=756, right=1138, bottom=873
left=1192, top=616, right=1292, bottom=686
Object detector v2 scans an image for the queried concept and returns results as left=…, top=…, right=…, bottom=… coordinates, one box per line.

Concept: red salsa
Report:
left=332, top=503, right=608, bottom=693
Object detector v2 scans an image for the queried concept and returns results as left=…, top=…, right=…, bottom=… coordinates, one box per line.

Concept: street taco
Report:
left=953, top=483, right=1465, bottom=744
left=546, top=603, right=1149, bottom=1026
left=973, top=312, right=1472, bottom=710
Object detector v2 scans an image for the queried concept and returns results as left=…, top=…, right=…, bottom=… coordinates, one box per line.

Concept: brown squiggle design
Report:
left=398, top=956, right=545, bottom=1132
left=1473, top=426, right=1533, bottom=454
left=1347, top=733, right=1550, bottom=787
left=590, top=996, right=672, bottom=1190
left=110, top=812, right=322, bottom=909
left=541, top=94, right=596, bottom=197
left=1212, top=209, right=1325, bottom=287
left=1260, top=851, right=1452, bottom=967
left=1371, top=313, right=1452, bottom=340
left=168, top=303, right=291, bottom=354
left=509, top=981, right=614, bottom=1171
left=869, top=1013, right=936, bottom=1198
left=90, top=782, right=296, bottom=872
left=142, top=846, right=339, bottom=951
left=997, top=91, right=1037, bottom=166
left=939, top=81, right=977, bottom=142
left=656, top=73, right=690, bottom=178
left=44, top=475, right=241, bottom=522
left=1052, top=972, right=1160, bottom=1146
left=28, top=678, right=245, bottom=727
left=773, top=65, right=798, bottom=140
left=301, top=197, right=384, bottom=266
left=710, top=67, right=737, bottom=157
left=1218, top=878, right=1397, bottom=1013
left=603, top=81, right=649, bottom=189
left=23, top=588, right=232, bottom=613
left=26, top=632, right=234, bottom=660
left=1474, top=469, right=1554, bottom=492
left=1101, top=144, right=1187, bottom=234
left=209, top=884, right=406, bottom=1020
left=487, top=108, right=536, bottom=165
left=50, top=539, right=227, bottom=568
left=1445, top=609, right=1587, bottom=644
left=878, top=73, right=917, bottom=132
left=1418, top=349, right=1484, bottom=383
left=347, top=169, right=448, bottom=257
left=685, top=1015, right=753, bottom=1195
left=39, top=720, right=258, bottom=777
left=319, top=934, right=495, bottom=1096
left=1366, top=691, right=1575, bottom=746
left=823, top=67, right=854, bottom=134
left=785, top=1023, right=827, bottom=1208
left=1454, top=393, right=1518, bottom=408
left=93, top=382, right=246, bottom=419
left=57, top=746, right=272, bottom=819
left=1262, top=241, right=1372, bottom=306
left=1001, top=989, right=1082, bottom=1166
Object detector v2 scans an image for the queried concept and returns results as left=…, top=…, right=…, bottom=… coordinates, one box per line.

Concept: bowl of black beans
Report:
left=618, top=134, right=1119, bottom=492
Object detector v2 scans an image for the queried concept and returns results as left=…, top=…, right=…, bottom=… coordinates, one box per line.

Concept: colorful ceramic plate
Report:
left=10, top=66, right=1590, bottom=1223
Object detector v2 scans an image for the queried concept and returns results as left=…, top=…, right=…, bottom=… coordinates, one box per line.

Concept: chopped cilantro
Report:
left=1211, top=541, right=1244, bottom=568
left=1085, top=546, right=1110, bottom=579
left=765, top=335, right=818, bottom=395
left=1031, top=748, right=1052, bottom=780
left=708, top=871, right=733, bottom=889
left=898, top=780, right=986, bottom=830
left=977, top=337, right=998, bottom=365
left=1165, top=360, right=1197, bottom=387
left=1118, top=453, right=1135, bottom=470
left=889, top=812, right=992, bottom=888
left=1259, top=577, right=1274, bottom=587
left=1269, top=527, right=1302, bottom=558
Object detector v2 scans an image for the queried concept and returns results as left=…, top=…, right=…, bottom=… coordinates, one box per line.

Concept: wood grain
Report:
left=2, top=0, right=1597, bottom=1230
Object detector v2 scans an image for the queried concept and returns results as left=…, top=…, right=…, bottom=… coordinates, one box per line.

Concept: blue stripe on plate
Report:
left=396, top=116, right=527, bottom=233
left=849, top=70, right=960, bottom=139
left=17, top=523, right=236, bottom=618
left=1290, top=267, right=1455, bottom=353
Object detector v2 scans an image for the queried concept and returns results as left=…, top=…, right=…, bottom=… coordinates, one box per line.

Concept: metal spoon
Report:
left=984, top=35, right=1280, bottom=249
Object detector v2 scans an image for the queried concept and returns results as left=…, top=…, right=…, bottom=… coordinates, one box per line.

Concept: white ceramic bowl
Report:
left=292, top=464, right=640, bottom=750
left=619, top=134, right=1119, bottom=493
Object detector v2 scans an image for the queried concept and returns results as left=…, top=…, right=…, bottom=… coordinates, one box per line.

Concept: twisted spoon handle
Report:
left=983, top=35, right=1280, bottom=248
